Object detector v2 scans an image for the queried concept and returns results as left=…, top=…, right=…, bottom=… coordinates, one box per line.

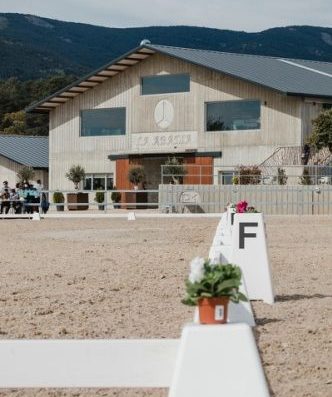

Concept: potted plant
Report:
left=53, top=191, right=65, bottom=212
left=65, top=165, right=89, bottom=210
left=235, top=200, right=258, bottom=213
left=128, top=166, right=146, bottom=190
left=94, top=189, right=105, bottom=211
left=17, top=166, right=35, bottom=184
left=162, top=157, right=187, bottom=184
left=127, top=166, right=146, bottom=209
left=182, top=258, right=247, bottom=324
left=111, top=186, right=121, bottom=209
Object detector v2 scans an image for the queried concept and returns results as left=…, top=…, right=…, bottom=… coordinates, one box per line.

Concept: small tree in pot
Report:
left=65, top=165, right=86, bottom=190
left=128, top=166, right=146, bottom=189
left=65, top=165, right=89, bottom=210
left=17, top=166, right=35, bottom=184
left=163, top=157, right=187, bottom=184
left=182, top=258, right=247, bottom=324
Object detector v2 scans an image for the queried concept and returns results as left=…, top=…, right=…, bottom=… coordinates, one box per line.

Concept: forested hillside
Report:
left=0, top=75, right=75, bottom=136
left=1, top=13, right=332, bottom=81
left=0, top=13, right=331, bottom=135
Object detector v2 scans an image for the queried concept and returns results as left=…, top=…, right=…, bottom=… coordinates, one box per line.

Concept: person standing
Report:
left=0, top=181, right=10, bottom=194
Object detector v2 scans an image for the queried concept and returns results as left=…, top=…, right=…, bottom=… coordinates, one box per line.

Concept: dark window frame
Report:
left=205, top=99, right=261, bottom=132
left=80, top=107, right=126, bottom=137
left=141, top=73, right=190, bottom=96
left=218, top=170, right=235, bottom=185
left=83, top=173, right=114, bottom=191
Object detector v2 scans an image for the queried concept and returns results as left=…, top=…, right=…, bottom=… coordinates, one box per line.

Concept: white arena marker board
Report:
left=231, top=213, right=274, bottom=304
left=168, top=323, right=270, bottom=397
left=0, top=339, right=178, bottom=387
left=127, top=211, right=136, bottom=221
left=32, top=212, right=41, bottom=221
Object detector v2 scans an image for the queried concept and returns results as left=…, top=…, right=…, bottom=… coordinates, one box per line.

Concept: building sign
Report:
left=131, top=131, right=198, bottom=154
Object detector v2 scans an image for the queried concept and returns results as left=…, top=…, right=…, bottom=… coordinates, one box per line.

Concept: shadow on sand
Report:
left=275, top=293, right=332, bottom=302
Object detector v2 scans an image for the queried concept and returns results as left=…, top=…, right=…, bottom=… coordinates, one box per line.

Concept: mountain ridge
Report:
left=0, top=13, right=332, bottom=80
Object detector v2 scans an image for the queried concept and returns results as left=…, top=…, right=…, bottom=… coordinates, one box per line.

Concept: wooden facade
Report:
left=48, top=52, right=325, bottom=190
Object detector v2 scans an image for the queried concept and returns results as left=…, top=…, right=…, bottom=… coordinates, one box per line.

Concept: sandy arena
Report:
left=0, top=216, right=331, bottom=397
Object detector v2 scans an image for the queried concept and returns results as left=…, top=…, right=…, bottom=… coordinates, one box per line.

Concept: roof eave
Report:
left=25, top=44, right=151, bottom=113
left=286, top=92, right=332, bottom=100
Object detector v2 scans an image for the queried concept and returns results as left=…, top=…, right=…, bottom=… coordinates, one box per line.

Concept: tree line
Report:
left=0, top=74, right=76, bottom=136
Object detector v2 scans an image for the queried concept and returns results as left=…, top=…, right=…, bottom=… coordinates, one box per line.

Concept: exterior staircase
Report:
left=260, top=146, right=332, bottom=167
left=259, top=146, right=332, bottom=184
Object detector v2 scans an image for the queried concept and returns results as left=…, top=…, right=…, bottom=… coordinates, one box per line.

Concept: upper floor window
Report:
left=206, top=100, right=261, bottom=132
left=141, top=73, right=190, bottom=95
left=80, top=108, right=126, bottom=136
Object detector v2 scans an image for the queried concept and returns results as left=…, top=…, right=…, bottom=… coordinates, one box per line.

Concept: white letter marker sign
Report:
left=231, top=213, right=274, bottom=304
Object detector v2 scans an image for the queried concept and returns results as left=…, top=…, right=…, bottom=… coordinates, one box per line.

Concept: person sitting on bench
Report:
left=0, top=190, right=10, bottom=214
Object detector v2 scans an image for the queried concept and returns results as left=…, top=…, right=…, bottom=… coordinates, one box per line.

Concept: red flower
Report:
left=236, top=200, right=248, bottom=213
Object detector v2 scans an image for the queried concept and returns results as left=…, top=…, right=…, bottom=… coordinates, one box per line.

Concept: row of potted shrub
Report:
left=52, top=189, right=122, bottom=211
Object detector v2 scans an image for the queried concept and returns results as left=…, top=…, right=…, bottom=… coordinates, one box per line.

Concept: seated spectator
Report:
left=10, top=188, right=22, bottom=214
left=0, top=189, right=10, bottom=214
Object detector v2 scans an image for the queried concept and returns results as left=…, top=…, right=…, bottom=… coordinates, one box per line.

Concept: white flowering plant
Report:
left=182, top=258, right=247, bottom=306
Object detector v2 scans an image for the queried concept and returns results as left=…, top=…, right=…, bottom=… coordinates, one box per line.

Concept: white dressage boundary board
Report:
left=0, top=339, right=178, bottom=387
left=231, top=213, right=274, bottom=304
left=168, top=323, right=270, bottom=397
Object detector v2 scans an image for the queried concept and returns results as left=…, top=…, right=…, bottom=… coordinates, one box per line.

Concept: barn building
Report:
left=27, top=42, right=332, bottom=192
left=0, top=135, right=48, bottom=188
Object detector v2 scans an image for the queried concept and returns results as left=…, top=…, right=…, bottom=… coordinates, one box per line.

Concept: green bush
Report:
left=111, top=186, right=121, bottom=203
left=94, top=189, right=104, bottom=204
left=277, top=168, right=288, bottom=185
left=53, top=191, right=64, bottom=203
left=309, top=109, right=332, bottom=152
left=236, top=165, right=262, bottom=185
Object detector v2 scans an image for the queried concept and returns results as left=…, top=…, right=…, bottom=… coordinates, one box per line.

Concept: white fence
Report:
left=159, top=184, right=332, bottom=215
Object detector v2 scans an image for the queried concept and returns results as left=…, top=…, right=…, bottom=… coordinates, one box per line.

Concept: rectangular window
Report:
left=83, top=174, right=114, bottom=191
left=141, top=73, right=190, bottom=95
left=218, top=171, right=235, bottom=185
left=206, top=100, right=261, bottom=131
left=323, top=103, right=332, bottom=110
left=81, top=108, right=126, bottom=136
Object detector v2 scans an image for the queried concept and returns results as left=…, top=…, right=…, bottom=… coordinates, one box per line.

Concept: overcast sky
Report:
left=0, top=0, right=331, bottom=32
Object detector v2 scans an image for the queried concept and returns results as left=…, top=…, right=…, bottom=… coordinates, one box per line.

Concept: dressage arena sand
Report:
left=0, top=216, right=331, bottom=397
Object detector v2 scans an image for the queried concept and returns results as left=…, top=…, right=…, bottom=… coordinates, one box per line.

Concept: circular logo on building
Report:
left=154, top=100, right=174, bottom=129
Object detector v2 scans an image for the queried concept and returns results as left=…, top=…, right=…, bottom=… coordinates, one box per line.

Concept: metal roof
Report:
left=148, top=44, right=332, bottom=98
left=0, top=135, right=48, bottom=168
left=26, top=43, right=332, bottom=113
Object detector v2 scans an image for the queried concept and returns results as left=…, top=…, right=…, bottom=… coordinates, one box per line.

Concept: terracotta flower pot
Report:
left=198, top=297, right=230, bottom=324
